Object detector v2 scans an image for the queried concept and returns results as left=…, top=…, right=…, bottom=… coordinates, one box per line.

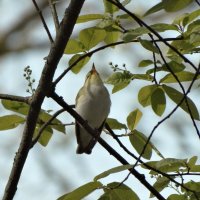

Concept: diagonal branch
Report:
left=51, top=92, right=166, bottom=200
left=2, top=1, right=86, bottom=200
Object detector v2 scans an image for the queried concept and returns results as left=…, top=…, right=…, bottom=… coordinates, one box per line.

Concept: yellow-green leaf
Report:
left=94, top=165, right=133, bottom=181
left=144, top=2, right=164, bottom=16
left=162, top=85, right=199, bottom=120
left=2, top=100, right=29, bottom=115
left=64, top=39, right=85, bottom=54
left=160, top=71, right=199, bottom=83
left=0, top=115, right=25, bottom=130
left=129, top=130, right=152, bottom=160
left=104, top=30, right=120, bottom=45
left=106, top=118, right=127, bottom=130
left=79, top=27, right=106, bottom=50
left=76, top=14, right=104, bottom=23
left=57, top=181, right=102, bottom=200
left=163, top=0, right=193, bottom=12
left=69, top=54, right=90, bottom=74
left=102, top=182, right=139, bottom=200
left=138, top=59, right=153, bottom=67
left=127, top=109, right=143, bottom=130
left=151, top=88, right=166, bottom=116
left=138, top=85, right=157, bottom=107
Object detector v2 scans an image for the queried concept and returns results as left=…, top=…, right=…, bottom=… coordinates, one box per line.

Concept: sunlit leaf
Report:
left=167, top=194, right=188, bottom=200
left=160, top=71, right=199, bottom=83
left=101, top=182, right=139, bottom=200
left=57, top=181, right=102, bottom=200
left=76, top=14, right=104, bottom=23
left=104, top=30, right=120, bottom=45
left=106, top=118, right=127, bottom=130
left=0, top=115, right=25, bottom=130
left=150, top=23, right=178, bottom=32
left=1, top=100, right=29, bottom=115
left=138, top=85, right=157, bottom=107
left=162, top=85, right=199, bottom=120
left=64, top=39, right=85, bottom=54
left=79, top=27, right=106, bottom=50
left=129, top=130, right=152, bottom=160
left=94, top=165, right=133, bottom=181
left=138, top=60, right=153, bottom=67
left=144, top=2, right=164, bottom=16
left=182, top=9, right=200, bottom=26
left=34, top=125, right=53, bottom=147
left=106, top=72, right=132, bottom=93
left=163, top=0, right=193, bottom=12
left=69, top=54, right=90, bottom=74
left=127, top=109, right=142, bottom=130
left=103, top=0, right=119, bottom=14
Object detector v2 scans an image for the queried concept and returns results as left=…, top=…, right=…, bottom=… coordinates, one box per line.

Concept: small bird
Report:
left=75, top=64, right=111, bottom=154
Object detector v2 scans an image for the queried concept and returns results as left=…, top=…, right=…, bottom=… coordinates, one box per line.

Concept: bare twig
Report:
left=48, top=0, right=60, bottom=34
left=32, top=0, right=54, bottom=43
left=0, top=94, right=30, bottom=104
left=31, top=108, right=65, bottom=147
left=53, top=37, right=183, bottom=86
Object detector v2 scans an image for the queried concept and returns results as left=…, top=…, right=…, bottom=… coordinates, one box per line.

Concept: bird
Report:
left=75, top=64, right=111, bottom=154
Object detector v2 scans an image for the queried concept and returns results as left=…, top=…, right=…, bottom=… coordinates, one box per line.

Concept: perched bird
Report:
left=75, top=64, right=111, bottom=154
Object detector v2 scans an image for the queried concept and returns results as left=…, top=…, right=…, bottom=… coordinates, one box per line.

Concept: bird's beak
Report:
left=91, top=64, right=97, bottom=75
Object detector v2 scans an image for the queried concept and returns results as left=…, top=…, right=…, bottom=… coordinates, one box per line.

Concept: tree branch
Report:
left=0, top=94, right=30, bottom=104
left=51, top=92, right=166, bottom=200
left=2, top=1, right=86, bottom=200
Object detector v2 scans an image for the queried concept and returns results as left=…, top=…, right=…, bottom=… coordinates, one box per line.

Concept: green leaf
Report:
left=162, top=61, right=186, bottom=73
left=151, top=87, right=166, bottom=116
left=104, top=30, right=120, bottom=45
left=139, top=38, right=159, bottom=53
left=167, top=194, right=188, bottom=200
left=106, top=72, right=132, bottom=93
left=64, top=39, right=85, bottom=54
left=34, top=125, right=53, bottom=147
left=138, top=85, right=157, bottom=107
left=182, top=9, right=200, bottom=26
left=129, top=130, right=152, bottom=160
left=94, top=165, right=133, bottom=181
left=144, top=158, right=187, bottom=173
left=1, top=100, right=29, bottom=115
left=150, top=23, right=179, bottom=32
left=106, top=118, right=127, bottom=130
left=102, top=182, right=139, bottom=200
left=76, top=14, right=104, bottom=23
left=144, top=2, right=164, bottom=16
left=150, top=176, right=170, bottom=198
left=0, top=115, right=25, bottom=130
left=79, top=27, right=106, bottom=50
left=112, top=82, right=130, bottom=93
left=162, top=85, right=199, bottom=120
left=160, top=71, right=199, bottom=83
left=132, top=74, right=153, bottom=81
left=57, top=181, right=102, bottom=200
left=127, top=109, right=142, bottom=130
left=183, top=181, right=200, bottom=192
left=123, top=27, right=150, bottom=42
left=163, top=0, right=193, bottom=12
left=69, top=54, right=90, bottom=74
left=103, top=0, right=119, bottom=14
left=138, top=60, right=153, bottom=67
left=39, top=111, right=65, bottom=134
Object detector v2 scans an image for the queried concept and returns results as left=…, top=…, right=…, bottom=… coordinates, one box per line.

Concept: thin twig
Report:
left=31, top=108, right=65, bottom=148
left=53, top=37, right=183, bottom=86
left=48, top=0, right=60, bottom=34
left=32, top=0, right=54, bottom=43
